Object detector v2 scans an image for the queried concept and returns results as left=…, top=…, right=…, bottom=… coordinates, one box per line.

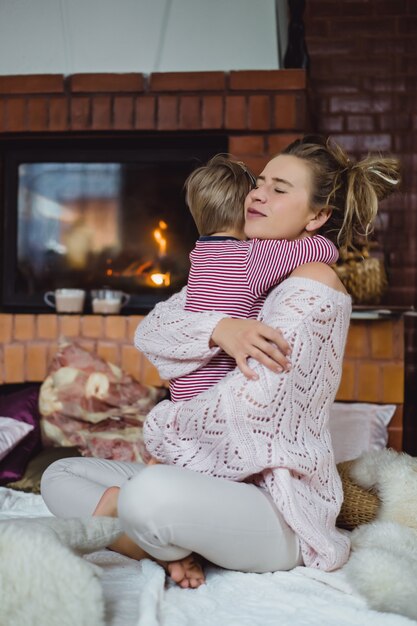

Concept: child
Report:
left=170, top=154, right=339, bottom=402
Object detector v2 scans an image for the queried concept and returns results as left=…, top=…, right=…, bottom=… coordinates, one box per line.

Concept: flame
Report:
left=153, top=221, right=168, bottom=257
left=112, top=223, right=171, bottom=287
left=150, top=272, right=171, bottom=287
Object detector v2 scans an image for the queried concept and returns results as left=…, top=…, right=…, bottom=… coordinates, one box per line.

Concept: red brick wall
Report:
left=304, top=0, right=417, bottom=453
left=304, top=0, right=417, bottom=307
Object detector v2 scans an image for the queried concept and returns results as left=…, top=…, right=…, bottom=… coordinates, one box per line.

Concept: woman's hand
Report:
left=210, top=318, right=291, bottom=380
left=147, top=457, right=161, bottom=466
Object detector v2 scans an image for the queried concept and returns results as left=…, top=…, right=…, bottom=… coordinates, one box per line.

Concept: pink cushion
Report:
left=39, top=342, right=165, bottom=462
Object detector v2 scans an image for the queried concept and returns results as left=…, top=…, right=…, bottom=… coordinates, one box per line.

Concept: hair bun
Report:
left=366, top=166, right=401, bottom=186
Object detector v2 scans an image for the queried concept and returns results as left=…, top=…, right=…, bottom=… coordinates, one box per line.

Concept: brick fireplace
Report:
left=0, top=70, right=307, bottom=311
left=0, top=68, right=307, bottom=378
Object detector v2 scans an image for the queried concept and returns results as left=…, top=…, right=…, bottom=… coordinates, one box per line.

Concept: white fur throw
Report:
left=345, top=521, right=417, bottom=621
left=0, top=516, right=122, bottom=626
left=342, top=448, right=417, bottom=621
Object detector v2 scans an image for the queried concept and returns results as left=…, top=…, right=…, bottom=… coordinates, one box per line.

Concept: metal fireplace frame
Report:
left=0, top=131, right=227, bottom=313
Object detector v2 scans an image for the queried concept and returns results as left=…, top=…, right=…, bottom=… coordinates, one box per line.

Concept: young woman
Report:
left=41, top=136, right=400, bottom=589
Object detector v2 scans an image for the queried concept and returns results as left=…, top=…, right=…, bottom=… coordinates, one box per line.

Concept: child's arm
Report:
left=246, top=234, right=338, bottom=296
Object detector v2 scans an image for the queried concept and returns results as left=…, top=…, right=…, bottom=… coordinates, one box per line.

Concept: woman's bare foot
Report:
left=164, top=554, right=205, bottom=589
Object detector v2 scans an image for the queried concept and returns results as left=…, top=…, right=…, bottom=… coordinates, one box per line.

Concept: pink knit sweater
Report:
left=136, top=277, right=352, bottom=571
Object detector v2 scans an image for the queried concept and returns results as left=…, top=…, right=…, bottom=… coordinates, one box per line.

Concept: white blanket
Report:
left=0, top=487, right=414, bottom=626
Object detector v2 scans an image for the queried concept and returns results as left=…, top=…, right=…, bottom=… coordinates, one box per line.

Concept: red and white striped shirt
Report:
left=169, top=234, right=338, bottom=402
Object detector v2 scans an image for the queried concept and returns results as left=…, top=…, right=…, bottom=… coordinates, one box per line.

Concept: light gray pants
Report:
left=40, top=457, right=302, bottom=573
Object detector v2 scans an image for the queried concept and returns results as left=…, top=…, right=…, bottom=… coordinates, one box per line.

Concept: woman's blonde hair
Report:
left=282, top=135, right=401, bottom=249
left=185, top=154, right=255, bottom=236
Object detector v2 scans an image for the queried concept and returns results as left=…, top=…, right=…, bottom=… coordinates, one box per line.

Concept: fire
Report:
left=150, top=272, right=171, bottom=287
left=113, top=222, right=171, bottom=287
left=153, top=220, right=168, bottom=257
left=149, top=221, right=170, bottom=286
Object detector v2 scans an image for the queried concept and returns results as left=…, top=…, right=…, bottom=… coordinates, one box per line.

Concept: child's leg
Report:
left=118, top=464, right=302, bottom=573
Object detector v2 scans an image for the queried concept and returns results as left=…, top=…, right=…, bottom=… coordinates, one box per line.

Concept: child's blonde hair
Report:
left=282, top=136, right=401, bottom=250
left=185, top=154, right=255, bottom=236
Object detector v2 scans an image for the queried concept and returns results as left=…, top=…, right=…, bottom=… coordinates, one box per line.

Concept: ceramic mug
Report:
left=91, top=289, right=130, bottom=314
left=44, top=288, right=86, bottom=313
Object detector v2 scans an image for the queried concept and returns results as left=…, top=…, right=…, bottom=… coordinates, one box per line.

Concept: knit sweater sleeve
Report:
left=134, top=287, right=227, bottom=380
left=144, top=277, right=352, bottom=571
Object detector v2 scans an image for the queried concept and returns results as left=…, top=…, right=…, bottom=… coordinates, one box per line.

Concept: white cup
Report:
left=44, top=289, right=86, bottom=313
left=91, top=289, right=130, bottom=315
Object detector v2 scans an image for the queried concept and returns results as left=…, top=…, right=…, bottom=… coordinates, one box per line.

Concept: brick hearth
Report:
left=0, top=313, right=159, bottom=386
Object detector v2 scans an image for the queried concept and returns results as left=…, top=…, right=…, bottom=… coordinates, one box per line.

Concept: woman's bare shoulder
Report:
left=290, top=263, right=348, bottom=294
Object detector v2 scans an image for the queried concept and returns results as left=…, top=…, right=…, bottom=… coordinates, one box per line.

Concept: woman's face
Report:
left=244, top=154, right=317, bottom=241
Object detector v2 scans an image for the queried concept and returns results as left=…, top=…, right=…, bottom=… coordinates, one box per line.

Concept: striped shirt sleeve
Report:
left=245, top=235, right=339, bottom=296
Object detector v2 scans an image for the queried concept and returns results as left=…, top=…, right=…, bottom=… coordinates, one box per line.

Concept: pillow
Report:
left=39, top=340, right=166, bottom=463
left=0, top=386, right=42, bottom=485
left=0, top=417, right=34, bottom=461
left=329, top=402, right=396, bottom=463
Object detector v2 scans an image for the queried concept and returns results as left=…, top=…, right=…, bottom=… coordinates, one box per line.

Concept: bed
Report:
left=0, top=312, right=414, bottom=626
left=0, top=486, right=415, bottom=626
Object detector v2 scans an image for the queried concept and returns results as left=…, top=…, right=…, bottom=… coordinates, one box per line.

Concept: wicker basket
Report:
left=336, top=461, right=380, bottom=530
left=333, top=245, right=388, bottom=305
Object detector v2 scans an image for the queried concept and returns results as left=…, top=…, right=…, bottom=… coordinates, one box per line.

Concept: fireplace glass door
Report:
left=1, top=134, right=227, bottom=312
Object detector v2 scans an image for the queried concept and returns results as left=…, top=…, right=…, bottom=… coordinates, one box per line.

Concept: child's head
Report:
left=185, top=154, right=255, bottom=236
left=281, top=135, right=401, bottom=249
